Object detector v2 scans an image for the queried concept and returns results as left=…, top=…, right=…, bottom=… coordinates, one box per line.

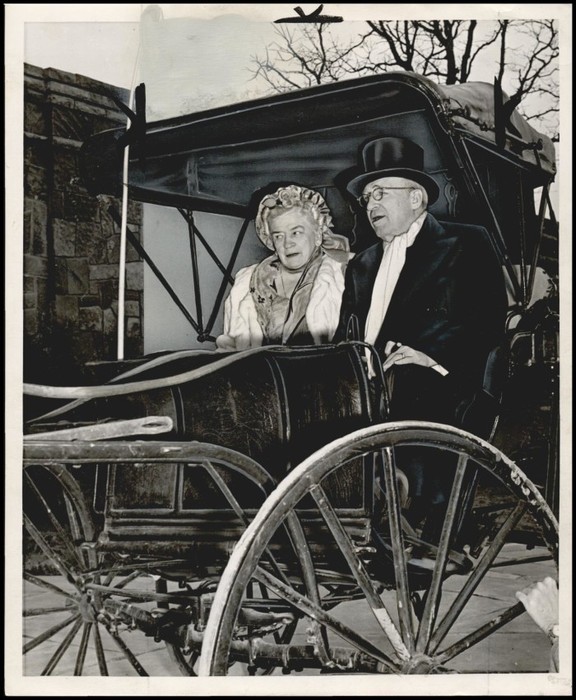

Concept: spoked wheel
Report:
left=23, top=441, right=306, bottom=676
left=199, top=422, right=558, bottom=676
left=23, top=462, right=171, bottom=676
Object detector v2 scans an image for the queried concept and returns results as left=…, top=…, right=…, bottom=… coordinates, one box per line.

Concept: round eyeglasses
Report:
left=358, top=186, right=415, bottom=207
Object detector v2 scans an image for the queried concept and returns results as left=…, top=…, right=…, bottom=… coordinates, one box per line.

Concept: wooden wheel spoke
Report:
left=106, top=628, right=149, bottom=676
left=93, top=623, right=109, bottom=675
left=310, top=482, right=408, bottom=661
left=25, top=471, right=85, bottom=572
left=202, top=461, right=255, bottom=525
left=113, top=569, right=147, bottom=590
left=429, top=501, right=527, bottom=653
left=381, top=447, right=415, bottom=652
left=436, top=602, right=526, bottom=664
left=254, top=566, right=398, bottom=673
left=415, top=453, right=469, bottom=654
left=24, top=572, right=79, bottom=600
left=24, top=515, right=77, bottom=586
left=74, top=623, right=92, bottom=676
left=203, top=460, right=292, bottom=588
left=24, top=612, right=80, bottom=654
left=24, top=605, right=75, bottom=617
left=40, top=617, right=83, bottom=675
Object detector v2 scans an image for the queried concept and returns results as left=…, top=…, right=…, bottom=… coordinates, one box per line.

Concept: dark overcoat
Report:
left=335, top=213, right=508, bottom=434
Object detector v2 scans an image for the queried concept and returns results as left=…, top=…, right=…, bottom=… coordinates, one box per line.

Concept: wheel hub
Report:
left=400, top=653, right=439, bottom=674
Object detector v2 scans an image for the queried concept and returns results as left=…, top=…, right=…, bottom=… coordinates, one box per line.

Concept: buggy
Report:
left=23, top=72, right=559, bottom=676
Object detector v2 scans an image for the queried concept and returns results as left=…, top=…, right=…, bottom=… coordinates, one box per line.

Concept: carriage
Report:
left=23, top=72, right=560, bottom=676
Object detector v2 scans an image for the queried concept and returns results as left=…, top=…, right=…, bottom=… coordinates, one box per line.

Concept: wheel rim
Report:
left=199, top=421, right=558, bottom=675
left=23, top=464, right=165, bottom=676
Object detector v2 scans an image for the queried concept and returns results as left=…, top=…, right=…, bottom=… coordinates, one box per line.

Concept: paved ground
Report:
left=22, top=543, right=557, bottom=678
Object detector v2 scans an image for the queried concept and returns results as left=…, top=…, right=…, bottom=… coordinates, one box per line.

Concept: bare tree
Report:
left=496, top=20, right=559, bottom=138
left=362, top=20, right=502, bottom=85
left=250, top=18, right=559, bottom=138
left=250, top=23, right=367, bottom=92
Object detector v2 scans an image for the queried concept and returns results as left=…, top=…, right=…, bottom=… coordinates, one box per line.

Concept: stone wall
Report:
left=24, top=64, right=143, bottom=382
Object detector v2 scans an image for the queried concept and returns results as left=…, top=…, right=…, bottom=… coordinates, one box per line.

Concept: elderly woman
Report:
left=216, top=185, right=350, bottom=350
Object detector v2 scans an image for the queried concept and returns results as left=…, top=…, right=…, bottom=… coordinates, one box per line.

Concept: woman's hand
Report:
left=215, top=334, right=237, bottom=351
left=516, top=577, right=559, bottom=637
left=382, top=340, right=437, bottom=372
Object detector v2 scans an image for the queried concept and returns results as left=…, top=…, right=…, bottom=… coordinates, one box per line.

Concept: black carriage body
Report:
left=29, top=344, right=377, bottom=564
left=29, top=72, right=559, bottom=556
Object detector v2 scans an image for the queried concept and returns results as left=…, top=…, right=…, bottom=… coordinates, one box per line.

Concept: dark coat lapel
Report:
left=375, top=214, right=458, bottom=348
left=355, top=242, right=384, bottom=326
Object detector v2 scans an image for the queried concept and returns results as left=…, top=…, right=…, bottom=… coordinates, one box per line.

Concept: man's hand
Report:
left=516, top=577, right=559, bottom=637
left=382, top=341, right=438, bottom=372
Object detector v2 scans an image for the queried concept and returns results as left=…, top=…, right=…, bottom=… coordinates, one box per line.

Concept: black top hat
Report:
left=346, top=137, right=439, bottom=204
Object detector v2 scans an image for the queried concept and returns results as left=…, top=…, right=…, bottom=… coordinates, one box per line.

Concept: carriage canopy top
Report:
left=80, top=72, right=556, bottom=220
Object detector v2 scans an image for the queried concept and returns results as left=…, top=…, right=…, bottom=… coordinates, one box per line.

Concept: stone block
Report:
left=24, top=63, right=45, bottom=79
left=32, top=200, right=48, bottom=256
left=74, top=73, right=128, bottom=102
left=24, top=206, right=32, bottom=254
left=25, top=164, right=47, bottom=198
left=77, top=222, right=108, bottom=264
left=48, top=78, right=101, bottom=103
left=99, top=208, right=118, bottom=238
left=126, top=239, right=141, bottom=263
left=25, top=140, right=49, bottom=168
left=127, top=200, right=142, bottom=225
left=24, top=254, right=48, bottom=278
left=78, top=306, right=103, bottom=332
left=24, top=100, right=47, bottom=136
left=24, top=309, right=39, bottom=336
left=125, top=300, right=140, bottom=317
left=48, top=94, right=75, bottom=109
left=67, top=258, right=90, bottom=295
left=103, top=307, right=117, bottom=335
left=106, top=235, right=120, bottom=264
left=75, top=101, right=108, bottom=117
left=126, top=316, right=142, bottom=339
left=36, top=278, right=49, bottom=316
left=24, top=276, right=35, bottom=294
left=98, top=279, right=119, bottom=308
left=52, top=192, right=100, bottom=223
left=53, top=219, right=77, bottom=257
left=90, top=264, right=119, bottom=281
left=55, top=295, right=79, bottom=327
left=52, top=104, right=95, bottom=142
left=55, top=259, right=68, bottom=294
left=53, top=146, right=79, bottom=189
left=126, top=262, right=143, bottom=291
left=79, top=295, right=100, bottom=307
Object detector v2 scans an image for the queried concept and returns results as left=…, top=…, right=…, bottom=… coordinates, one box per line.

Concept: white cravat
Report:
left=364, top=212, right=427, bottom=376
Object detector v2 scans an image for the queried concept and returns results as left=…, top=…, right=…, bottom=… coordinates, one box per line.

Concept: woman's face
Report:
left=268, top=208, right=322, bottom=272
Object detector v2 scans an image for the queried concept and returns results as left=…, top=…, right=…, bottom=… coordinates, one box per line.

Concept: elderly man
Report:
left=335, top=137, right=508, bottom=535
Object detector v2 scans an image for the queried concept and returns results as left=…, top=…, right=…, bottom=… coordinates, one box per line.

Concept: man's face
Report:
left=268, top=208, right=322, bottom=271
left=361, top=177, right=421, bottom=242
